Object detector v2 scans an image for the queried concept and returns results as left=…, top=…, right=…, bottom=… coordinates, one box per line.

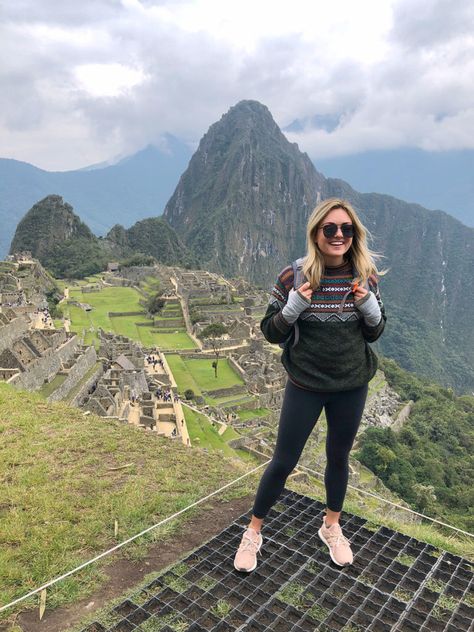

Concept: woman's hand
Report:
left=352, top=281, right=382, bottom=326
left=281, top=281, right=312, bottom=325
left=352, top=282, right=368, bottom=302
left=296, top=281, right=313, bottom=301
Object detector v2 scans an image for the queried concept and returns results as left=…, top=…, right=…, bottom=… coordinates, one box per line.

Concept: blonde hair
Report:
left=302, top=198, right=386, bottom=289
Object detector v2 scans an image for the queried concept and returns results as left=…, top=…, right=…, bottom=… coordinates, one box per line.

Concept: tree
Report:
left=199, top=323, right=228, bottom=378
left=146, top=292, right=165, bottom=315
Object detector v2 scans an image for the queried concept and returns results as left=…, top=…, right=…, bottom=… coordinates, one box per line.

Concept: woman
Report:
left=234, top=198, right=386, bottom=571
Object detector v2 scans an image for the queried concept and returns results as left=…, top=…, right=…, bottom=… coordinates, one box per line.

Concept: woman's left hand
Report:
left=352, top=283, right=368, bottom=302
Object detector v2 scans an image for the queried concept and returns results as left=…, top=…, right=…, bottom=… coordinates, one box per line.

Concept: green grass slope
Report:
left=0, top=383, right=251, bottom=624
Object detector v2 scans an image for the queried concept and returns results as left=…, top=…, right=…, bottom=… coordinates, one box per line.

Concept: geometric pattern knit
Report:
left=269, top=259, right=363, bottom=323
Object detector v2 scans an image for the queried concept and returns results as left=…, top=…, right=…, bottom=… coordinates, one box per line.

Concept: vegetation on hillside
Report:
left=355, top=358, right=474, bottom=531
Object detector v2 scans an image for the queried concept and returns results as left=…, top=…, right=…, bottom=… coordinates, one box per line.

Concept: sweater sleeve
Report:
left=360, top=278, right=386, bottom=342
left=260, top=266, right=295, bottom=344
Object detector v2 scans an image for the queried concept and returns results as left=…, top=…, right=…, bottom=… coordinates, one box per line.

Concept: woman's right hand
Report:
left=281, top=282, right=313, bottom=324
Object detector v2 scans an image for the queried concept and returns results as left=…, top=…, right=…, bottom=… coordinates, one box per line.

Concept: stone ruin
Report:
left=229, top=338, right=286, bottom=400
left=0, top=307, right=97, bottom=396
left=80, top=330, right=188, bottom=444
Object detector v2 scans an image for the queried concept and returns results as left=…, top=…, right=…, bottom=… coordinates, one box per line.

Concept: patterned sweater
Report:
left=260, top=258, right=386, bottom=392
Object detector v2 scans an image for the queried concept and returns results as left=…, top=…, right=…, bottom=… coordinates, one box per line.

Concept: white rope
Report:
left=3, top=446, right=472, bottom=615
left=248, top=445, right=474, bottom=538
left=298, top=461, right=474, bottom=538
left=0, top=459, right=270, bottom=614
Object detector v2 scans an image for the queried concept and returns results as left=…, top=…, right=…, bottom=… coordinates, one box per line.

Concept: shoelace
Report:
left=325, top=526, right=351, bottom=548
left=239, top=532, right=260, bottom=553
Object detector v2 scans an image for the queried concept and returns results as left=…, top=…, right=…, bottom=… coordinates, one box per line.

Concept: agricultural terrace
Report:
left=63, top=283, right=196, bottom=350
left=166, top=355, right=255, bottom=407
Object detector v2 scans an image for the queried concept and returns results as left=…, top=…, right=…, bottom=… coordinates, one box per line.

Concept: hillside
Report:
left=9, top=195, right=109, bottom=279
left=9, top=196, right=195, bottom=278
left=0, top=382, right=250, bottom=626
left=1, top=380, right=472, bottom=630
left=106, top=218, right=197, bottom=268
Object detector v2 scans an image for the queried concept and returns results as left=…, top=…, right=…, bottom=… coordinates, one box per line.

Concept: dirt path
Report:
left=8, top=493, right=254, bottom=632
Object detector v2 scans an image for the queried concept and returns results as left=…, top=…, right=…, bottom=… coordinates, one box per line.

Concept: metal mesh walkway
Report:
left=81, top=489, right=474, bottom=632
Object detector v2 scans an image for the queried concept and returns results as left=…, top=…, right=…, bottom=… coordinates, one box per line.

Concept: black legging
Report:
left=252, top=379, right=368, bottom=518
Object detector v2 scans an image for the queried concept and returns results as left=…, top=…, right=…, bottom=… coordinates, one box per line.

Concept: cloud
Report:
left=1, top=0, right=473, bottom=169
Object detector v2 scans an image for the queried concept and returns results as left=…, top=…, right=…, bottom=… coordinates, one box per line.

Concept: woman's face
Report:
left=314, top=207, right=353, bottom=263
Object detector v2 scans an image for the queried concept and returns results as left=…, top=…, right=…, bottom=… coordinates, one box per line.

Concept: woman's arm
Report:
left=260, top=266, right=310, bottom=344
left=355, top=278, right=386, bottom=342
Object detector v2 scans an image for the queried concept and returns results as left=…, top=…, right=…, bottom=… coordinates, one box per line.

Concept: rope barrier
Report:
left=297, top=461, right=474, bottom=538
left=2, top=445, right=473, bottom=615
left=247, top=446, right=474, bottom=538
left=0, top=460, right=270, bottom=614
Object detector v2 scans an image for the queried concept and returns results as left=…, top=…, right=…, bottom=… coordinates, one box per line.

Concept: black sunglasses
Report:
left=318, top=223, right=354, bottom=239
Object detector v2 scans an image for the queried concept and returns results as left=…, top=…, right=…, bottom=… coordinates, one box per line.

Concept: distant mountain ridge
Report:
left=5, top=101, right=474, bottom=392
left=0, top=136, right=192, bottom=258
left=314, top=148, right=474, bottom=228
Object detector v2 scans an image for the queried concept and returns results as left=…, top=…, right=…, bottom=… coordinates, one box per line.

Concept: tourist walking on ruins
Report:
left=234, top=198, right=386, bottom=572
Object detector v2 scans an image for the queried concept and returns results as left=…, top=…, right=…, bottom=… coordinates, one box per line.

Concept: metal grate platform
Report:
left=81, top=489, right=474, bottom=632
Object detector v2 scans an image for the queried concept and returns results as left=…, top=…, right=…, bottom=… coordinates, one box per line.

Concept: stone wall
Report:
left=0, top=368, right=20, bottom=381
left=0, top=316, right=29, bottom=353
left=48, top=346, right=98, bottom=402
left=70, top=363, right=105, bottom=408
left=228, top=357, right=245, bottom=379
left=201, top=337, right=243, bottom=350
left=392, top=400, right=414, bottom=431
left=11, top=335, right=78, bottom=391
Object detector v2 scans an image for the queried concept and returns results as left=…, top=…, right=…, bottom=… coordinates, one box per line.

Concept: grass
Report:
left=220, top=425, right=240, bottom=441
left=184, top=358, right=245, bottom=391
left=182, top=406, right=240, bottom=457
left=38, top=373, right=67, bottom=398
left=396, top=553, right=417, bottom=567
left=0, top=382, right=250, bottom=625
left=64, top=284, right=196, bottom=350
left=393, top=588, right=415, bottom=602
left=136, top=613, right=188, bottom=631
left=425, top=578, right=446, bottom=593
left=432, top=594, right=460, bottom=619
left=166, top=355, right=245, bottom=398
left=137, top=329, right=195, bottom=349
left=277, top=581, right=307, bottom=610
left=161, top=574, right=191, bottom=593
left=196, top=576, right=217, bottom=591
left=210, top=599, right=232, bottom=618
left=235, top=407, right=271, bottom=421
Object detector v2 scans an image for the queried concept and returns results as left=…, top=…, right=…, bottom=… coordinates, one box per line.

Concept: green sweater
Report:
left=260, top=259, right=386, bottom=392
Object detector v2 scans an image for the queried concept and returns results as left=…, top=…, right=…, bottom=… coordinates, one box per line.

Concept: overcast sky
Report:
left=2, top=0, right=474, bottom=170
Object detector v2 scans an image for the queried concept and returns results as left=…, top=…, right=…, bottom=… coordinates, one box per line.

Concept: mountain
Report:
left=163, top=100, right=326, bottom=283
left=106, top=218, right=197, bottom=268
left=9, top=195, right=195, bottom=278
left=314, top=148, right=474, bottom=228
left=9, top=195, right=109, bottom=278
left=163, top=100, right=474, bottom=394
left=0, top=137, right=192, bottom=259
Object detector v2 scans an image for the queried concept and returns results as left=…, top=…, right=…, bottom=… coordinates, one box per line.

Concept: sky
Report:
left=2, top=0, right=474, bottom=171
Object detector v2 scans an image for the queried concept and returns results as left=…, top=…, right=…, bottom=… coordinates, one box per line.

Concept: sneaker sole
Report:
left=318, top=527, right=352, bottom=567
left=233, top=539, right=263, bottom=573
